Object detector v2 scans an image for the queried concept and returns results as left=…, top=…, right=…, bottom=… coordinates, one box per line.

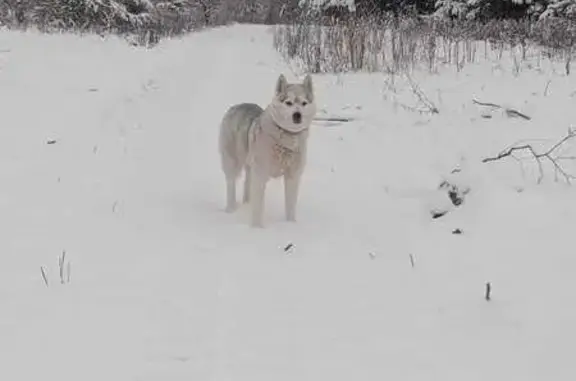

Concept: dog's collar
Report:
left=275, top=122, right=309, bottom=135
left=264, top=119, right=308, bottom=152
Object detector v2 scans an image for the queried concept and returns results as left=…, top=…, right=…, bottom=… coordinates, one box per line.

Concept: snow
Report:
left=1, top=23, right=576, bottom=380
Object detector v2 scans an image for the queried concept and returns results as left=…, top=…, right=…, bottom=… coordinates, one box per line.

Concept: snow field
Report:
left=0, top=23, right=575, bottom=380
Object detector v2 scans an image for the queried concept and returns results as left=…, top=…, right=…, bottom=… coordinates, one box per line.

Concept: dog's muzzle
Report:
left=292, top=112, right=302, bottom=124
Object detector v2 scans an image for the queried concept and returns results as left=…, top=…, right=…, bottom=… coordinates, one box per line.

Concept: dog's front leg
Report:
left=225, top=176, right=237, bottom=213
left=250, top=170, right=267, bottom=228
left=284, top=172, right=301, bottom=222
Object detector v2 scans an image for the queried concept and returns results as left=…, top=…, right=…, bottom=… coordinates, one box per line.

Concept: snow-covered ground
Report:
left=1, top=24, right=576, bottom=380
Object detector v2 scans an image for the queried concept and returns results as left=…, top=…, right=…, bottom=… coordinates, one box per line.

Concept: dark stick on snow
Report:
left=485, top=282, right=492, bottom=301
left=409, top=254, right=415, bottom=268
left=59, top=250, right=66, bottom=284
left=544, top=80, right=552, bottom=97
left=472, top=99, right=502, bottom=109
left=472, top=99, right=531, bottom=120
left=40, top=266, right=49, bottom=287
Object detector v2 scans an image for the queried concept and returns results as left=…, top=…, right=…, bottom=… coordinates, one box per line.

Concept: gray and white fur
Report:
left=218, top=74, right=317, bottom=227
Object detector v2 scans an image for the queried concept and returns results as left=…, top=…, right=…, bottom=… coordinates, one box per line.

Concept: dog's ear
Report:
left=303, top=74, right=314, bottom=101
left=275, top=74, right=288, bottom=96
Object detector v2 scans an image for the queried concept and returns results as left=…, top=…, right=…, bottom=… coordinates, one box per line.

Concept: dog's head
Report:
left=270, top=74, right=316, bottom=133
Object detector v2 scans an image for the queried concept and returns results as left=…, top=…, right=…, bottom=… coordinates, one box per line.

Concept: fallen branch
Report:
left=313, top=116, right=354, bottom=123
left=473, top=99, right=531, bottom=120
left=482, top=129, right=576, bottom=184
left=382, top=73, right=439, bottom=115
left=406, top=73, right=439, bottom=114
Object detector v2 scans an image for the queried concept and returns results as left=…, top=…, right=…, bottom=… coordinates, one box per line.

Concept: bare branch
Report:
left=406, top=73, right=439, bottom=114
left=482, top=130, right=576, bottom=184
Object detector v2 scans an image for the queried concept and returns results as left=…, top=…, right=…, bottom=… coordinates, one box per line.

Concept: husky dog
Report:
left=218, top=74, right=316, bottom=227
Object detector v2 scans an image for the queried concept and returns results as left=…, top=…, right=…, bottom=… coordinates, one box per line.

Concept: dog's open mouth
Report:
left=292, top=112, right=302, bottom=124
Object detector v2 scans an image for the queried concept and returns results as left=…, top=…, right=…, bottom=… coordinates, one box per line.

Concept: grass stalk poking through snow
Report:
left=40, top=266, right=49, bottom=288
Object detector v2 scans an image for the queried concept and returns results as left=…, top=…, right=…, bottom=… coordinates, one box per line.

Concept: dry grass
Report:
left=273, top=14, right=576, bottom=75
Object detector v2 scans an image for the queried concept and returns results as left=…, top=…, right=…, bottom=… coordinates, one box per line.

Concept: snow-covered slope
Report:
left=1, top=24, right=576, bottom=380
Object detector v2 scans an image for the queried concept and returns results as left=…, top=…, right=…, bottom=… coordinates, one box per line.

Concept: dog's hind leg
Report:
left=221, top=156, right=241, bottom=213
left=242, top=165, right=251, bottom=204
left=250, top=170, right=267, bottom=228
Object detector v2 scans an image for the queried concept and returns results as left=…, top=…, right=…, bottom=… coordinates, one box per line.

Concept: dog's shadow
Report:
left=160, top=179, right=336, bottom=231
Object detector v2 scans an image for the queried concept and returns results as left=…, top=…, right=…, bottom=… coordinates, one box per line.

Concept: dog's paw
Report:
left=286, top=212, right=297, bottom=222
left=225, top=204, right=237, bottom=213
left=250, top=219, right=264, bottom=228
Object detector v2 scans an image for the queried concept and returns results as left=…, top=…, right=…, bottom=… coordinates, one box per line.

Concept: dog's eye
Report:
left=302, top=101, right=308, bottom=106
left=285, top=101, right=293, bottom=106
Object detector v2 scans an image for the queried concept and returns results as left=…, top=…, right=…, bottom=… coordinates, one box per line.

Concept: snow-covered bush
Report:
left=0, top=0, right=301, bottom=40
left=539, top=0, right=576, bottom=19
left=433, top=0, right=576, bottom=21
left=28, top=0, right=156, bottom=33
left=434, top=0, right=547, bottom=21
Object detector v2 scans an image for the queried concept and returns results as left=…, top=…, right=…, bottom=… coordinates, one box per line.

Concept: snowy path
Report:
left=1, top=24, right=576, bottom=380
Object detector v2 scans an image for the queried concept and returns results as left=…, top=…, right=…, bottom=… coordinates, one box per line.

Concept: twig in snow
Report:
left=485, top=282, right=492, bottom=301
left=472, top=99, right=531, bottom=120
left=482, top=129, right=576, bottom=184
left=544, top=80, right=552, bottom=97
left=58, top=250, right=71, bottom=285
left=40, top=267, right=49, bottom=288
left=59, top=250, right=67, bottom=284
left=383, top=73, right=438, bottom=115
left=283, top=243, right=294, bottom=255
left=473, top=99, right=502, bottom=109
left=409, top=254, right=415, bottom=268
left=406, top=73, right=439, bottom=114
